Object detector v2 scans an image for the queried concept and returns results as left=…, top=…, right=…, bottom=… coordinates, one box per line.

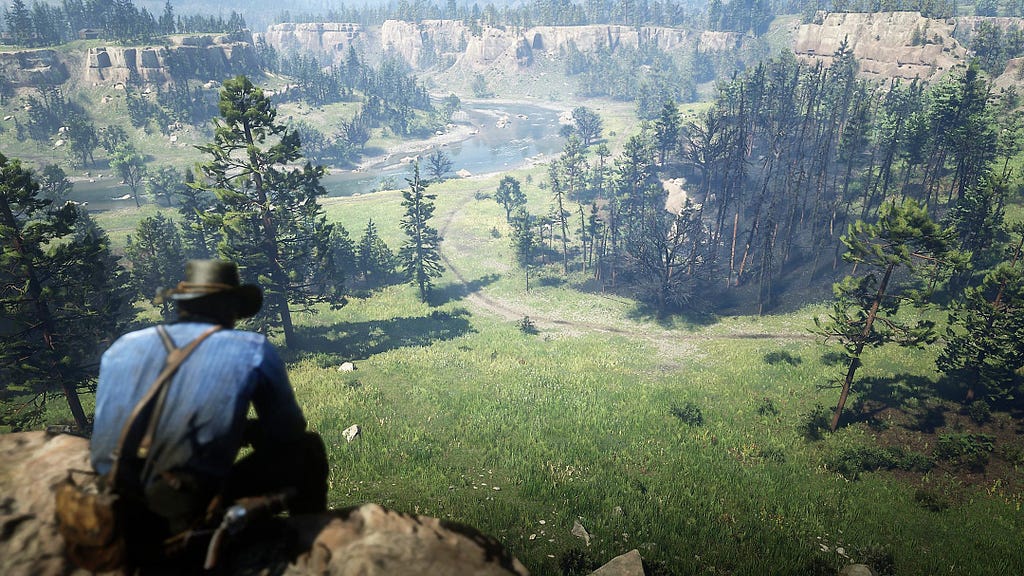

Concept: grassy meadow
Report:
left=284, top=171, right=1022, bottom=574
left=37, top=95, right=1023, bottom=575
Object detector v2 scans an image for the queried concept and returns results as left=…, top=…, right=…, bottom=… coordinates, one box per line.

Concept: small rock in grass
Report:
left=839, top=565, right=878, bottom=576
left=571, top=519, right=590, bottom=546
left=342, top=424, right=361, bottom=442
left=338, top=361, right=356, bottom=372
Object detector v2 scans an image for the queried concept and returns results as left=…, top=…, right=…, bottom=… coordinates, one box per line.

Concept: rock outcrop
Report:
left=0, top=431, right=528, bottom=576
left=0, top=49, right=70, bottom=87
left=84, top=32, right=261, bottom=85
left=794, top=12, right=968, bottom=81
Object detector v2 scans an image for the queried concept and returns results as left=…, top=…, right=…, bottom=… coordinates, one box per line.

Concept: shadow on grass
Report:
left=625, top=300, right=718, bottom=328
left=290, top=308, right=475, bottom=362
left=429, top=273, right=500, bottom=307
left=840, top=374, right=948, bottom=431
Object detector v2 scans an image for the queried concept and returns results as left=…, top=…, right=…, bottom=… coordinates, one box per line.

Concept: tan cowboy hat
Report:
left=160, top=260, right=262, bottom=318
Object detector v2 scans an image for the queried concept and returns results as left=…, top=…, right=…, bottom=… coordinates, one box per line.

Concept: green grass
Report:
left=270, top=292, right=1023, bottom=575
left=12, top=63, right=1022, bottom=574
left=279, top=174, right=1024, bottom=574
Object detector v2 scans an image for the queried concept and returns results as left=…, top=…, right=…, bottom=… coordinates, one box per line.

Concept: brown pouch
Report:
left=54, top=470, right=127, bottom=572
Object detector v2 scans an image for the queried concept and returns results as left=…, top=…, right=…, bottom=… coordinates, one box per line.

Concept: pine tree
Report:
left=5, top=0, right=33, bottom=46
left=398, top=164, right=444, bottom=301
left=194, top=76, right=342, bottom=346
left=813, top=200, right=950, bottom=431
left=653, top=100, right=682, bottom=166
left=124, top=213, right=186, bottom=319
left=1, top=153, right=130, bottom=431
left=510, top=208, right=536, bottom=291
left=177, top=169, right=216, bottom=259
left=495, top=175, right=526, bottom=223
left=938, top=258, right=1024, bottom=406
left=357, top=219, right=396, bottom=288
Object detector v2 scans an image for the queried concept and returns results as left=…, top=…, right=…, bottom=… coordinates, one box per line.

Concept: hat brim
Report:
left=169, top=284, right=263, bottom=319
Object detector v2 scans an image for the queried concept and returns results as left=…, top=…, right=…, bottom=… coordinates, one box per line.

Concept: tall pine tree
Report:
left=399, top=164, right=444, bottom=302
left=194, top=76, right=342, bottom=346
left=1, top=153, right=129, bottom=431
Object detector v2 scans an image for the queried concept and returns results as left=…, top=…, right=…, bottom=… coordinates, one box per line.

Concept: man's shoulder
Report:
left=112, top=324, right=270, bottom=349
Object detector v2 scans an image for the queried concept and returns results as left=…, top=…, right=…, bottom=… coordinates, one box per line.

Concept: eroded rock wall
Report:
left=84, top=34, right=261, bottom=85
left=0, top=49, right=70, bottom=87
left=794, top=11, right=968, bottom=81
left=268, top=21, right=717, bottom=73
left=258, top=22, right=377, bottom=65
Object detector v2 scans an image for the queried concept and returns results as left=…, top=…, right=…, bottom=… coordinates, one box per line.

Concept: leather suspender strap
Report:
left=107, top=324, right=222, bottom=484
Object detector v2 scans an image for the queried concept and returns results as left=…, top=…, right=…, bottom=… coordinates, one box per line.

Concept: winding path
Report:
left=435, top=189, right=816, bottom=356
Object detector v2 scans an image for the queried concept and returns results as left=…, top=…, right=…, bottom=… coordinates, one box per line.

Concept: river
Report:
left=69, top=101, right=566, bottom=211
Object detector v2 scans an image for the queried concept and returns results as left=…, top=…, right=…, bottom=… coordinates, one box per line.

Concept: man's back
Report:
left=90, top=322, right=305, bottom=489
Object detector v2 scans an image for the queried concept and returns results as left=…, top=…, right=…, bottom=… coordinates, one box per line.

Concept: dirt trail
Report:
left=436, top=194, right=815, bottom=356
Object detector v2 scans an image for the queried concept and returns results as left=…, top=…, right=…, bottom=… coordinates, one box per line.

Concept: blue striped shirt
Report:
left=90, top=322, right=306, bottom=487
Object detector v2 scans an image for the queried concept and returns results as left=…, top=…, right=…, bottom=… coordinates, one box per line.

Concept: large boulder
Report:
left=0, top=431, right=528, bottom=576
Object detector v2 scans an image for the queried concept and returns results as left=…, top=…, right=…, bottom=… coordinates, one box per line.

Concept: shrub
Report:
left=797, top=403, right=831, bottom=441
left=758, top=445, right=786, bottom=463
left=517, top=316, right=539, bottom=335
left=670, top=401, right=704, bottom=426
left=825, top=444, right=934, bottom=479
left=757, top=397, right=780, bottom=416
left=967, top=400, right=992, bottom=425
left=558, top=548, right=599, bottom=575
left=935, top=433, right=995, bottom=471
left=913, top=488, right=950, bottom=512
left=856, top=543, right=897, bottom=576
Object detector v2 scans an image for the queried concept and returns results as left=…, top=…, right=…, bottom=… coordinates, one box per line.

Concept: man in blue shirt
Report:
left=90, top=260, right=328, bottom=563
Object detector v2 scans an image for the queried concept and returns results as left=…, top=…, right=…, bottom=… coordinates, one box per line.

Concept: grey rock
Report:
left=342, top=424, right=361, bottom=442
left=839, top=564, right=878, bottom=576
left=589, top=549, right=644, bottom=576
left=571, top=519, right=590, bottom=546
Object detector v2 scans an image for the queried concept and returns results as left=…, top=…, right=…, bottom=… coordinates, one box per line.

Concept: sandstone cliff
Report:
left=0, top=49, right=70, bottom=87
left=84, top=32, right=261, bottom=85
left=265, top=20, right=737, bottom=73
left=256, top=22, right=379, bottom=65
left=793, top=11, right=968, bottom=81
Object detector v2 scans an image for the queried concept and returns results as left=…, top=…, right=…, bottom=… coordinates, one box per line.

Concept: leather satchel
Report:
left=54, top=470, right=126, bottom=572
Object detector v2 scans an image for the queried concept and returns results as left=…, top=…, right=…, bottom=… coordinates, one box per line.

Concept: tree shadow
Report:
left=841, top=374, right=948, bottom=432
left=856, top=374, right=935, bottom=410
left=290, top=308, right=475, bottom=363
left=624, top=301, right=718, bottom=328
left=429, top=273, right=500, bottom=307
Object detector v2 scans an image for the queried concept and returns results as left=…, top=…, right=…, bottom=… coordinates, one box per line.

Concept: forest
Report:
left=2, top=0, right=1024, bottom=574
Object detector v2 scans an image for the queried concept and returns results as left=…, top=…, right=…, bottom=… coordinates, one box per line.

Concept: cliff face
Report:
left=267, top=20, right=732, bottom=72
left=793, top=12, right=968, bottom=81
left=0, top=49, right=70, bottom=87
left=84, top=33, right=261, bottom=85
left=257, top=22, right=379, bottom=65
